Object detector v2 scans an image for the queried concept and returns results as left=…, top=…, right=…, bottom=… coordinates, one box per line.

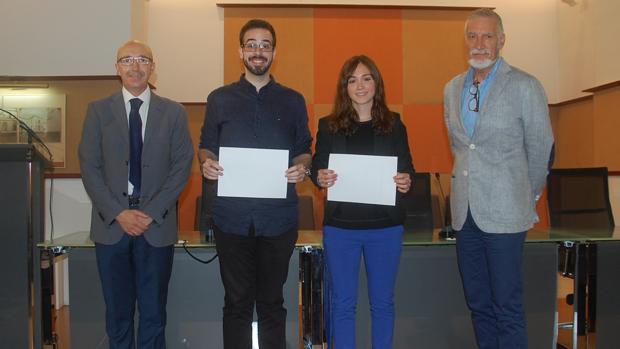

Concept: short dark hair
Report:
left=239, top=19, right=276, bottom=48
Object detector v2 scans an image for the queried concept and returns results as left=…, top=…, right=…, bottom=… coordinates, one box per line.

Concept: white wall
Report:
left=44, top=178, right=92, bottom=241
left=1, top=0, right=132, bottom=76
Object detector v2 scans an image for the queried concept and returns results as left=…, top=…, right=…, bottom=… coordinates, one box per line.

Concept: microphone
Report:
left=0, top=107, right=53, bottom=161
left=434, top=173, right=455, bottom=240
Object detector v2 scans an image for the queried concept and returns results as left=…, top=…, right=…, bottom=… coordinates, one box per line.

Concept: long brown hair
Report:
left=328, top=55, right=394, bottom=136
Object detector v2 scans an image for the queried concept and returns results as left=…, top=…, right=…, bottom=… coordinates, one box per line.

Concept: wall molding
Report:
left=0, top=75, right=119, bottom=81
left=217, top=2, right=477, bottom=10
left=549, top=95, right=593, bottom=107
left=583, top=80, right=620, bottom=93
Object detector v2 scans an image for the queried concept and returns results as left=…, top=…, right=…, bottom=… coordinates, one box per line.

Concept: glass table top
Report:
left=38, top=226, right=620, bottom=249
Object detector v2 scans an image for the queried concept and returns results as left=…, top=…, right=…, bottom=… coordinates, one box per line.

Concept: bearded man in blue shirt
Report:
left=198, top=18, right=312, bottom=349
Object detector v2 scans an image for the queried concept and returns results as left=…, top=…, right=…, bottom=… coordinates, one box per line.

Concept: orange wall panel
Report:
left=178, top=174, right=204, bottom=231
left=224, top=7, right=315, bottom=101
left=403, top=104, right=453, bottom=173
left=313, top=8, right=403, bottom=104
left=402, top=9, right=470, bottom=104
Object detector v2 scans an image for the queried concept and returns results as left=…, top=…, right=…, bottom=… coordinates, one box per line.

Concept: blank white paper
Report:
left=217, top=147, right=289, bottom=199
left=327, top=153, right=398, bottom=206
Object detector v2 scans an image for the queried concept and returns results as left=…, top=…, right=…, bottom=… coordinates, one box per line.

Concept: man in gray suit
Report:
left=79, top=40, right=193, bottom=348
left=443, top=9, right=554, bottom=349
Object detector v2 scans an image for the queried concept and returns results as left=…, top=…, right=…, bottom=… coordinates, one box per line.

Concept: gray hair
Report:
left=465, top=8, right=504, bottom=36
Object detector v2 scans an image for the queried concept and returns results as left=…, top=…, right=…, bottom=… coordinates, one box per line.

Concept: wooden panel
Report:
left=593, top=86, right=620, bottom=171
left=21, top=79, right=122, bottom=174
left=550, top=98, right=595, bottom=168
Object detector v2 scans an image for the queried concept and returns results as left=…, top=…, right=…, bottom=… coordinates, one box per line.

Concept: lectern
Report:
left=0, top=144, right=49, bottom=348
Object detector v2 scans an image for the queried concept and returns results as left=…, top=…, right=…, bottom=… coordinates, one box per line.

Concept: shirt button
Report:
left=469, top=144, right=476, bottom=150
left=463, top=170, right=468, bottom=177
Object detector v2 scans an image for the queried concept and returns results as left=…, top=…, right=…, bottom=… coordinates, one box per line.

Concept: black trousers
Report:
left=214, top=225, right=298, bottom=349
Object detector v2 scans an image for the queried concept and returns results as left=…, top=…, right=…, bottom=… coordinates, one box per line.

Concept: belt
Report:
left=128, top=195, right=140, bottom=208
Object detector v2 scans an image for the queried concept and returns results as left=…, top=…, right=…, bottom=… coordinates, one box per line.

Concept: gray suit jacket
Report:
left=443, top=60, right=554, bottom=234
left=78, top=91, right=194, bottom=247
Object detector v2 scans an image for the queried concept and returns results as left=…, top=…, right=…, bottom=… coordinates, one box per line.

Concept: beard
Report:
left=468, top=58, right=496, bottom=70
left=244, top=54, right=272, bottom=76
left=468, top=48, right=498, bottom=70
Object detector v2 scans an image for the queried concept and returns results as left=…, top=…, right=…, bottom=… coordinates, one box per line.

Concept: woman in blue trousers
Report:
left=310, top=55, right=414, bottom=349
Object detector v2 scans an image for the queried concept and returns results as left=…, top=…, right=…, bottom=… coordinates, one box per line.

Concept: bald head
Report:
left=115, top=40, right=155, bottom=96
left=117, top=40, right=153, bottom=61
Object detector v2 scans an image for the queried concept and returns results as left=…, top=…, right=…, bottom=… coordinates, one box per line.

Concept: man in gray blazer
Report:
left=443, top=9, right=554, bottom=349
left=79, top=40, right=193, bottom=348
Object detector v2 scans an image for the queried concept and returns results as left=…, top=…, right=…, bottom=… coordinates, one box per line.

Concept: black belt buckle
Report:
left=128, top=195, right=140, bottom=208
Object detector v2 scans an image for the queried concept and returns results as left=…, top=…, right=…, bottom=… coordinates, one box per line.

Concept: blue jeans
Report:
left=456, top=211, right=528, bottom=349
left=324, top=225, right=403, bottom=349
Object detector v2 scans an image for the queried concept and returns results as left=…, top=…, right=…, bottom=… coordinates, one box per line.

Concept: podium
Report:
left=0, top=144, right=50, bottom=348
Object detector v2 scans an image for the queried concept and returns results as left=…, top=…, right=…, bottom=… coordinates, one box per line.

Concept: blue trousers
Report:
left=456, top=211, right=528, bottom=349
left=324, top=225, right=403, bottom=349
left=95, top=234, right=174, bottom=349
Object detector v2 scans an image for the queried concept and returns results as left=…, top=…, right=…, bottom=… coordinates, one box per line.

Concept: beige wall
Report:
left=146, top=0, right=561, bottom=102
left=3, top=1, right=617, bottom=102
left=557, top=0, right=620, bottom=100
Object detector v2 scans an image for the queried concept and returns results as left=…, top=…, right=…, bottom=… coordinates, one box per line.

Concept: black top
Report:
left=199, top=75, right=312, bottom=236
left=311, top=113, right=415, bottom=229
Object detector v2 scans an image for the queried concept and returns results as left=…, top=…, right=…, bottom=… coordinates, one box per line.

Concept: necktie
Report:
left=129, top=98, right=143, bottom=197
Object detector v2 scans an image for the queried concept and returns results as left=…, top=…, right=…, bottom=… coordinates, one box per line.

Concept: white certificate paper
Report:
left=327, top=153, right=398, bottom=206
left=217, top=147, right=289, bottom=199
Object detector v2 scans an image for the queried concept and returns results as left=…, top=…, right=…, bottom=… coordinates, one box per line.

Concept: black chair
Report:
left=195, top=177, right=217, bottom=231
left=547, top=167, right=615, bottom=230
left=402, top=172, right=434, bottom=231
left=547, top=167, right=615, bottom=338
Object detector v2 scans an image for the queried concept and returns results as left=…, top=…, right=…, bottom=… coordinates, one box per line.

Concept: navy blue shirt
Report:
left=199, top=75, right=312, bottom=236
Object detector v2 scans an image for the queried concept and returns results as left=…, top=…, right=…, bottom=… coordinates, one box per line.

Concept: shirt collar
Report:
left=121, top=87, right=151, bottom=107
left=239, top=74, right=276, bottom=92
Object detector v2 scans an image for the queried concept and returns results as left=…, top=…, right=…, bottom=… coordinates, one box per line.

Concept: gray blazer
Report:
left=443, top=60, right=554, bottom=234
left=79, top=91, right=194, bottom=247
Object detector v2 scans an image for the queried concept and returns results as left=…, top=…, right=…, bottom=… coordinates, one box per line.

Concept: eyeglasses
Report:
left=241, top=41, right=274, bottom=52
left=468, top=81, right=480, bottom=112
left=117, top=56, right=152, bottom=66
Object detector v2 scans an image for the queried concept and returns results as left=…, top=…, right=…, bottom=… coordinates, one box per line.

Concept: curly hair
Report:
left=328, top=55, right=394, bottom=136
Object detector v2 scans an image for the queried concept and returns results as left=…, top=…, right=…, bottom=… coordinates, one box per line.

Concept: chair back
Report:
left=547, top=167, right=615, bottom=229
left=402, top=172, right=434, bottom=230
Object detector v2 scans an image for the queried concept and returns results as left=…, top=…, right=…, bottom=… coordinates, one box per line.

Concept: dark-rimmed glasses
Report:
left=468, top=81, right=480, bottom=112
left=241, top=41, right=274, bottom=52
left=117, top=56, right=152, bottom=66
